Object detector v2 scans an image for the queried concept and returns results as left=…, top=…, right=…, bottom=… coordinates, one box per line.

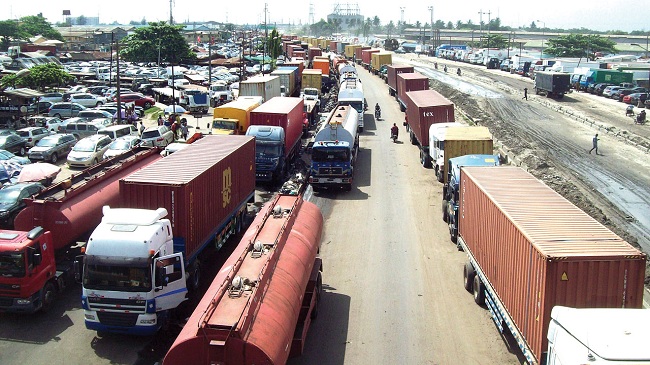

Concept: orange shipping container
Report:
left=458, top=166, right=646, bottom=365
left=312, top=59, right=329, bottom=76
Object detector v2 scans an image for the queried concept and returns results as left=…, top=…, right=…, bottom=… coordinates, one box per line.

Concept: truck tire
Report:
left=188, top=261, right=201, bottom=291
left=442, top=200, right=449, bottom=223
left=311, top=272, right=322, bottom=320
left=41, top=282, right=56, bottom=312
left=449, top=221, right=458, bottom=244
left=463, top=262, right=476, bottom=292
left=409, top=131, right=416, bottom=145
left=436, top=166, right=443, bottom=183
left=473, top=275, right=486, bottom=305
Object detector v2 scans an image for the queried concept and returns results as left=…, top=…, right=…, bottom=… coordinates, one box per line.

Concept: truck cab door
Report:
left=154, top=253, right=187, bottom=311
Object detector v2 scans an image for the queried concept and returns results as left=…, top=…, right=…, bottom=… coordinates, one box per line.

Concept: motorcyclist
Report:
left=626, top=104, right=635, bottom=117
left=457, top=67, right=461, bottom=76
left=444, top=65, right=448, bottom=72
left=390, top=123, right=399, bottom=139
left=636, top=110, right=646, bottom=124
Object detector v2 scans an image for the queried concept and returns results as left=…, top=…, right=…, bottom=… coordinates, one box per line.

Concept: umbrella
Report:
left=17, top=163, right=61, bottom=186
left=0, top=161, right=22, bottom=184
left=164, top=105, right=187, bottom=114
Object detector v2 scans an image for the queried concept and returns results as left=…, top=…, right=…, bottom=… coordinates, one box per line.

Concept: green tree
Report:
left=77, top=15, right=87, bottom=25
left=484, top=34, right=508, bottom=48
left=0, top=63, right=73, bottom=90
left=0, top=20, right=20, bottom=51
left=372, top=16, right=380, bottom=33
left=446, top=21, right=453, bottom=29
left=266, top=28, right=282, bottom=59
left=18, top=14, right=63, bottom=41
left=545, top=34, right=617, bottom=60
left=120, top=22, right=195, bottom=64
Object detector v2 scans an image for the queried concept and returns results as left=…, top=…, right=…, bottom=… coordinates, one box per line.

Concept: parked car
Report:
left=0, top=134, right=27, bottom=156
left=56, top=117, right=83, bottom=133
left=602, top=86, right=623, bottom=98
left=16, top=127, right=52, bottom=148
left=69, top=93, right=107, bottom=107
left=39, top=92, right=64, bottom=103
left=27, top=101, right=54, bottom=114
left=27, top=116, right=64, bottom=132
left=0, top=182, right=45, bottom=228
left=0, top=149, right=30, bottom=165
left=118, top=93, right=156, bottom=109
left=28, top=133, right=78, bottom=163
left=617, top=87, right=647, bottom=102
left=86, top=85, right=110, bottom=96
left=77, top=109, right=114, bottom=121
left=103, top=135, right=142, bottom=159
left=47, top=102, right=87, bottom=118
left=65, top=120, right=107, bottom=140
left=593, top=83, right=614, bottom=96
left=140, top=125, right=174, bottom=147
left=67, top=134, right=112, bottom=168
left=623, top=92, right=649, bottom=105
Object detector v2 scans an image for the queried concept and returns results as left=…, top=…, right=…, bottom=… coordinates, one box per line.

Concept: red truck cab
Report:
left=0, top=227, right=63, bottom=313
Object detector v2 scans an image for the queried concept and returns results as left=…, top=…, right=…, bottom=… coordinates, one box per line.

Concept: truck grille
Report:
left=87, top=297, right=146, bottom=312
left=0, top=283, right=20, bottom=296
left=97, top=311, right=139, bottom=327
left=0, top=297, right=13, bottom=307
left=318, top=167, right=342, bottom=175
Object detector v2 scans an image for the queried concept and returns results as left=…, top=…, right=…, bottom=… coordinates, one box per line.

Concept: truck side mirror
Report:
left=33, top=253, right=42, bottom=266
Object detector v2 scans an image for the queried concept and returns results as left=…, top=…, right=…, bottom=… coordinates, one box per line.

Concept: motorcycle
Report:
left=391, top=132, right=398, bottom=143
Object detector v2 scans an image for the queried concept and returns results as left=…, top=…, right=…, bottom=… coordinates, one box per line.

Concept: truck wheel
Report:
left=310, top=272, right=322, bottom=320
left=409, top=131, right=416, bottom=145
left=442, top=200, right=449, bottom=223
left=463, top=262, right=476, bottom=292
left=473, top=275, right=486, bottom=305
left=449, top=222, right=458, bottom=244
left=41, top=282, right=56, bottom=312
left=436, top=167, right=443, bottom=183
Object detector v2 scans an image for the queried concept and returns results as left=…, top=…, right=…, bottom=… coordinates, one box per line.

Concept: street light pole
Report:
left=428, top=6, right=433, bottom=53
left=537, top=20, right=546, bottom=61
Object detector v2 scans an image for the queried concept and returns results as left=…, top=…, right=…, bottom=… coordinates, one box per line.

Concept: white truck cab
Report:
left=80, top=206, right=188, bottom=335
left=429, top=122, right=463, bottom=182
left=547, top=306, right=650, bottom=365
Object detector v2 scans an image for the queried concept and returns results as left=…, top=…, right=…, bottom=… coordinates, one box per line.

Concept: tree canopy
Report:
left=0, top=63, right=73, bottom=91
left=545, top=34, right=617, bottom=60
left=120, top=22, right=196, bottom=64
left=17, top=14, right=63, bottom=41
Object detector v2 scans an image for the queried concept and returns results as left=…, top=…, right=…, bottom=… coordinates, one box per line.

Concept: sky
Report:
left=5, top=0, right=650, bottom=33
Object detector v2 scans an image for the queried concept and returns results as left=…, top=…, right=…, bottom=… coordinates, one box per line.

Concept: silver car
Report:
left=141, top=125, right=174, bottom=147
left=28, top=133, right=77, bottom=164
left=48, top=102, right=87, bottom=118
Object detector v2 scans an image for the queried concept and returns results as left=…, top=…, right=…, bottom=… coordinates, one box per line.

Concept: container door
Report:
left=154, top=253, right=187, bottom=311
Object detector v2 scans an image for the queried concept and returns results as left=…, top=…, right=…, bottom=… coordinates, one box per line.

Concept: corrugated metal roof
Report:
left=2, top=88, right=44, bottom=98
left=398, top=72, right=428, bottom=80
left=463, top=166, right=642, bottom=257
left=407, top=89, right=452, bottom=108
left=252, top=96, right=302, bottom=113
left=124, top=135, right=253, bottom=185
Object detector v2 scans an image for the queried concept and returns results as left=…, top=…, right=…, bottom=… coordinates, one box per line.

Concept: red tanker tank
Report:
left=163, top=191, right=323, bottom=365
left=14, top=147, right=162, bottom=251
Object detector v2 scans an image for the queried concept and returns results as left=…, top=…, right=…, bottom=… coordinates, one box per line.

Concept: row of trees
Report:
left=0, top=14, right=63, bottom=50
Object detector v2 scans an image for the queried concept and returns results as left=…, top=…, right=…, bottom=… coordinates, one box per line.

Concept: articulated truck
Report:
left=210, top=96, right=263, bottom=135
left=163, top=188, right=323, bottom=365
left=455, top=166, right=646, bottom=365
left=309, top=105, right=359, bottom=191
left=78, top=136, right=256, bottom=335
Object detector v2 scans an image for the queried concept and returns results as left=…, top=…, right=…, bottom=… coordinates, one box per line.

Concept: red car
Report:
left=117, top=93, right=156, bottom=109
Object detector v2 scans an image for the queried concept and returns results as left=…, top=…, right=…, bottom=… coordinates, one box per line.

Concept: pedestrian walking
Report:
left=523, top=87, right=528, bottom=100
left=139, top=121, right=145, bottom=136
left=588, top=134, right=600, bottom=155
left=180, top=121, right=189, bottom=140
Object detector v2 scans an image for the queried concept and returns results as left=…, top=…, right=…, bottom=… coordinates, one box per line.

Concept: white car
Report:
left=140, top=125, right=175, bottom=147
left=16, top=127, right=52, bottom=148
left=69, top=93, right=107, bottom=108
left=103, top=135, right=142, bottom=159
left=67, top=135, right=112, bottom=168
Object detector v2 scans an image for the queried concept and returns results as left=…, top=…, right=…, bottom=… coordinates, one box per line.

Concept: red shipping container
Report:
left=459, top=166, right=647, bottom=364
left=250, top=97, right=304, bottom=159
left=387, top=64, right=415, bottom=96
left=120, top=136, right=256, bottom=260
left=404, top=89, right=453, bottom=146
left=329, top=41, right=338, bottom=52
left=397, top=72, right=430, bottom=111
left=354, top=46, right=370, bottom=61
left=282, top=61, right=304, bottom=79
left=308, top=47, right=322, bottom=61
left=360, top=48, right=380, bottom=65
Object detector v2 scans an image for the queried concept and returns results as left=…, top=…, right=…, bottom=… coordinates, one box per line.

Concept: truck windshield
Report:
left=83, top=262, right=152, bottom=292
left=256, top=144, right=282, bottom=156
left=0, top=252, right=26, bottom=278
left=212, top=119, right=237, bottom=130
left=311, top=147, right=349, bottom=162
left=339, top=101, right=363, bottom=114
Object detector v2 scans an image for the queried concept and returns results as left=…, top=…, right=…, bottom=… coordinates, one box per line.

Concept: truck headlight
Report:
left=139, top=318, right=156, bottom=325
left=16, top=299, right=31, bottom=305
left=84, top=313, right=97, bottom=321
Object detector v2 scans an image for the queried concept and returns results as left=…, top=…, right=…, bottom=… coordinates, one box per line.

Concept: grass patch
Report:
left=145, top=106, right=163, bottom=119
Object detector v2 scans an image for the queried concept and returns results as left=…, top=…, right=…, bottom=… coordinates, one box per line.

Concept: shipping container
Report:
left=438, top=126, right=493, bottom=183
left=239, top=75, right=281, bottom=102
left=271, top=67, right=299, bottom=97
left=308, top=47, right=322, bottom=61
left=281, top=61, right=304, bottom=79
left=397, top=72, right=430, bottom=111
left=387, top=64, right=415, bottom=96
left=249, top=97, right=304, bottom=160
left=360, top=48, right=380, bottom=66
left=405, top=89, right=454, bottom=147
left=337, top=42, right=348, bottom=55
left=302, top=69, right=322, bottom=92
left=354, top=46, right=370, bottom=63
left=312, top=59, right=330, bottom=77
left=120, top=136, right=256, bottom=262
left=459, top=166, right=647, bottom=365
left=345, top=44, right=361, bottom=59
left=329, top=41, right=338, bottom=53
left=370, top=52, right=392, bottom=73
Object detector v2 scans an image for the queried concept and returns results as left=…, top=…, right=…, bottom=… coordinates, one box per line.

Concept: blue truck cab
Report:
left=443, top=154, right=500, bottom=247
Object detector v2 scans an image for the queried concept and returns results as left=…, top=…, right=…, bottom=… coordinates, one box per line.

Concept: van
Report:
left=97, top=124, right=138, bottom=140
left=65, top=120, right=106, bottom=140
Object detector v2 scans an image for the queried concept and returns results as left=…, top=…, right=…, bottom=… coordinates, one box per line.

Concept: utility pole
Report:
left=428, top=6, right=434, bottom=52
left=263, top=3, right=268, bottom=74
left=116, top=38, right=121, bottom=124
left=169, top=0, right=174, bottom=25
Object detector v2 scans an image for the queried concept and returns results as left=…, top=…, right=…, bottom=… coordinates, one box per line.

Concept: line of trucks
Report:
left=366, top=55, right=650, bottom=364
left=0, top=134, right=326, bottom=363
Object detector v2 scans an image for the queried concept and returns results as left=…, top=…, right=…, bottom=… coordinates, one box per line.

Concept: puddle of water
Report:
left=414, top=66, right=503, bottom=99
